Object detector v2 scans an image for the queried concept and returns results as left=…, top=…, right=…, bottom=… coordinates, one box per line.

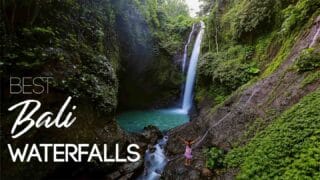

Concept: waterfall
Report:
left=138, top=22, right=205, bottom=180
left=162, top=21, right=204, bottom=114
left=138, top=136, right=168, bottom=180
left=310, top=26, right=320, bottom=47
left=181, top=21, right=205, bottom=112
left=182, top=24, right=195, bottom=73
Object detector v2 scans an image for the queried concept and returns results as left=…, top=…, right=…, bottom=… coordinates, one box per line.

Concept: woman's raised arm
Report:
left=178, top=136, right=187, bottom=144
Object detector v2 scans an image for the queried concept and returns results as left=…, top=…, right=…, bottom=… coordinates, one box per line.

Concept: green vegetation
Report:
left=198, top=46, right=259, bottom=90
left=1, top=0, right=320, bottom=179
left=196, top=45, right=260, bottom=104
left=297, top=47, right=320, bottom=87
left=301, top=71, right=320, bottom=87
left=135, top=0, right=193, bottom=54
left=1, top=0, right=194, bottom=110
left=296, top=48, right=320, bottom=72
left=205, top=147, right=225, bottom=169
left=281, top=0, right=320, bottom=34
left=1, top=0, right=119, bottom=112
left=200, top=1, right=320, bottom=178
left=1, top=0, right=193, bottom=179
left=204, top=87, right=320, bottom=178
left=196, top=0, right=320, bottom=107
left=232, top=0, right=276, bottom=40
left=224, top=88, right=320, bottom=179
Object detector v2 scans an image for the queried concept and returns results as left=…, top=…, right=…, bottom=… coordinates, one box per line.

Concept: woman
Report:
left=179, top=136, right=197, bottom=166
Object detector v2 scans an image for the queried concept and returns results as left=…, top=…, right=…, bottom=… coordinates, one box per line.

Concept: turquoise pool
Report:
left=116, top=109, right=189, bottom=132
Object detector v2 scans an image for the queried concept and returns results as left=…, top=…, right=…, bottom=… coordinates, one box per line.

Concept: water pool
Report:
left=116, top=109, right=189, bottom=132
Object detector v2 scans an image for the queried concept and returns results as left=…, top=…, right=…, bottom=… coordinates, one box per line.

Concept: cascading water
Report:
left=182, top=24, right=195, bottom=73
left=180, top=24, right=195, bottom=106
left=181, top=21, right=205, bottom=112
left=135, top=22, right=205, bottom=180
left=310, top=26, right=320, bottom=47
left=138, top=136, right=168, bottom=180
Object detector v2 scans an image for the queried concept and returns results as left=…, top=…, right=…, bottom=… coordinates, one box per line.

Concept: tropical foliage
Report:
left=196, top=0, right=320, bottom=105
left=296, top=48, right=320, bottom=72
left=1, top=0, right=119, bottom=112
left=135, top=0, right=193, bottom=54
left=205, top=147, right=225, bottom=169
left=224, top=89, right=320, bottom=179
left=201, top=1, right=320, bottom=178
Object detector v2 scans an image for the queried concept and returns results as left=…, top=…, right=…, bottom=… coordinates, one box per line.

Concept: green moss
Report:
left=238, top=118, right=267, bottom=144
left=225, top=88, right=320, bottom=179
left=301, top=71, right=320, bottom=87
left=261, top=34, right=295, bottom=78
left=195, top=86, right=207, bottom=103
left=295, top=48, right=320, bottom=72
left=253, top=31, right=277, bottom=67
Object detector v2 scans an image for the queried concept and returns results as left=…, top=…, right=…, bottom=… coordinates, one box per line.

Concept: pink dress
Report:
left=184, top=145, right=192, bottom=159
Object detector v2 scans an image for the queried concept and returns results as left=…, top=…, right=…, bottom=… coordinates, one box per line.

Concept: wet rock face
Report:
left=114, top=1, right=184, bottom=111
left=106, top=160, right=144, bottom=180
left=162, top=121, right=205, bottom=179
left=166, top=122, right=203, bottom=155
left=142, top=125, right=163, bottom=145
left=163, top=150, right=214, bottom=180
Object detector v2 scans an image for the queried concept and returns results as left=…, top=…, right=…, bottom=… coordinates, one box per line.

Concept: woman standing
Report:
left=179, top=136, right=197, bottom=166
